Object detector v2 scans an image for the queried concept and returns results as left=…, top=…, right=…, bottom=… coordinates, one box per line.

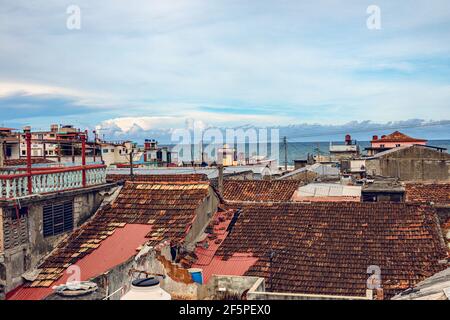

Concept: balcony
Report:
left=0, top=164, right=107, bottom=199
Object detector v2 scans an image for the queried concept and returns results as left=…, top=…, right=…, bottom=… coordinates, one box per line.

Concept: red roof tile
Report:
left=7, top=224, right=152, bottom=300
left=371, top=131, right=427, bottom=143
left=405, top=183, right=450, bottom=205
left=4, top=158, right=55, bottom=166
left=9, top=180, right=212, bottom=294
left=193, top=202, right=448, bottom=299
left=222, top=180, right=301, bottom=202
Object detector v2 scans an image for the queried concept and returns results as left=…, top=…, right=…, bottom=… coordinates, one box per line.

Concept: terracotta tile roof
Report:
left=7, top=224, right=152, bottom=300
left=405, top=183, right=450, bottom=205
left=195, top=202, right=448, bottom=299
left=4, top=158, right=55, bottom=166
left=16, top=180, right=212, bottom=291
left=222, top=180, right=301, bottom=202
left=102, top=181, right=211, bottom=244
left=106, top=173, right=209, bottom=183
left=371, top=131, right=427, bottom=143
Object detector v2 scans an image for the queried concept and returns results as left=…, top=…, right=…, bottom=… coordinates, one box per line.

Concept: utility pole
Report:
left=0, top=138, right=5, bottom=167
left=218, top=163, right=224, bottom=197
left=283, top=136, right=287, bottom=171
left=129, top=145, right=134, bottom=181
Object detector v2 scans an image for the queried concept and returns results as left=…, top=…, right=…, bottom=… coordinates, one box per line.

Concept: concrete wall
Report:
left=184, top=187, right=219, bottom=246
left=199, top=275, right=262, bottom=300
left=365, top=147, right=450, bottom=181
left=0, top=185, right=111, bottom=294
left=95, top=246, right=199, bottom=300
left=281, top=170, right=317, bottom=182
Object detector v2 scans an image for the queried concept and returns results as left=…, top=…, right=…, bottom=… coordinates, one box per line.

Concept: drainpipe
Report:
left=81, top=132, right=86, bottom=187
left=25, top=128, right=32, bottom=194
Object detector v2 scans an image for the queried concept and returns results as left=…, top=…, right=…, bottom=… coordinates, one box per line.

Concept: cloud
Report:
left=96, top=115, right=450, bottom=143
left=0, top=92, right=100, bottom=121
left=0, top=0, right=449, bottom=128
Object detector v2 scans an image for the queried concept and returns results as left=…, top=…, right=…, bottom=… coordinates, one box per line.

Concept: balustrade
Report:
left=0, top=165, right=106, bottom=199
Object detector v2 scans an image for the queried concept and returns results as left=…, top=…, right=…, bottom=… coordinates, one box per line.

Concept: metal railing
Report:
left=0, top=164, right=107, bottom=199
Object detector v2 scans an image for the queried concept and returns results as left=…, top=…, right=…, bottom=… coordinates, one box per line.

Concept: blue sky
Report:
left=0, top=0, right=449, bottom=138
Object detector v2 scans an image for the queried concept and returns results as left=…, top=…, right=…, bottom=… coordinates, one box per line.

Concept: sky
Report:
left=0, top=0, right=450, bottom=140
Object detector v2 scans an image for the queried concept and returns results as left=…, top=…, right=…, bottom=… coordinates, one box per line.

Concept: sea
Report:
left=161, top=140, right=450, bottom=165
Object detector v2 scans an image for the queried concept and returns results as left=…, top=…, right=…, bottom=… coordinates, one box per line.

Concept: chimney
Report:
left=218, top=164, right=224, bottom=197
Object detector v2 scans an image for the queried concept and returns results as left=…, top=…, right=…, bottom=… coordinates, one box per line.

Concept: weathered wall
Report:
left=281, top=170, right=317, bottom=182
left=199, top=275, right=262, bottom=300
left=366, top=147, right=450, bottom=181
left=1, top=186, right=111, bottom=294
left=184, top=187, right=219, bottom=246
left=95, top=246, right=199, bottom=300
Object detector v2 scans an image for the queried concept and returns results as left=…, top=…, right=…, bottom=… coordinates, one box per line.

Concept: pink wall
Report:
left=371, top=141, right=426, bottom=148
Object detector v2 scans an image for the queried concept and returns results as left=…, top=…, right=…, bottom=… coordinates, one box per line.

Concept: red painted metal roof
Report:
left=191, top=209, right=258, bottom=283
left=7, top=224, right=152, bottom=300
left=195, top=255, right=259, bottom=283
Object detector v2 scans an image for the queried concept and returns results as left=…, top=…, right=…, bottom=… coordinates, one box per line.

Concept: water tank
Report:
left=372, top=135, right=378, bottom=141
left=345, top=134, right=351, bottom=145
left=120, top=278, right=171, bottom=300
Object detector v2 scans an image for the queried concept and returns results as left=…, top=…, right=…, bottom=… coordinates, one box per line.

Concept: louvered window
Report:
left=43, top=201, right=73, bottom=237
left=2, top=208, right=29, bottom=249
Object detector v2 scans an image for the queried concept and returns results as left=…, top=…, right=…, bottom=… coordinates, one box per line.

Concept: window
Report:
left=380, top=144, right=385, bottom=148
left=103, top=149, right=109, bottom=153
left=43, top=201, right=73, bottom=237
left=21, top=150, right=26, bottom=156
left=395, top=144, right=401, bottom=147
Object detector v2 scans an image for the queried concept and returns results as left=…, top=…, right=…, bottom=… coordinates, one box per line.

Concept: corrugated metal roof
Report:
left=296, top=183, right=361, bottom=197
left=7, top=224, right=152, bottom=300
